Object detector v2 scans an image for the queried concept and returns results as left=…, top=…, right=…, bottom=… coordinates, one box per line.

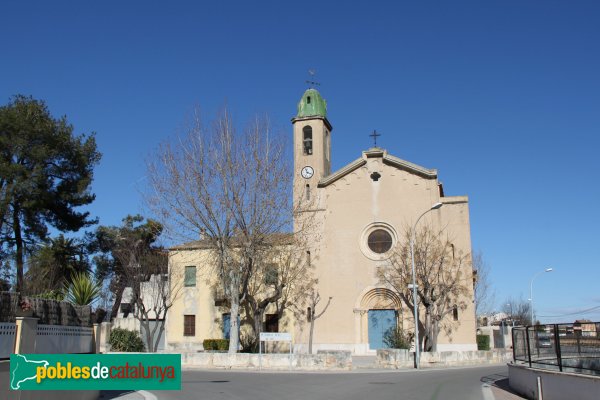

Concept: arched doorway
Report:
left=359, top=288, right=403, bottom=350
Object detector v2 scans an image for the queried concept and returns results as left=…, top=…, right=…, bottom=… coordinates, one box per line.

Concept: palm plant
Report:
left=25, top=235, right=91, bottom=295
left=63, top=271, right=102, bottom=305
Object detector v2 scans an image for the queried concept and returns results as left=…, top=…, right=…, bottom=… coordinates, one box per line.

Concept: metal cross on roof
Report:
left=305, top=69, right=321, bottom=88
left=370, top=130, right=381, bottom=147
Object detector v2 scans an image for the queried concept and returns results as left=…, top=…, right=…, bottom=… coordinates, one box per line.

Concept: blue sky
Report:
left=2, top=1, right=599, bottom=322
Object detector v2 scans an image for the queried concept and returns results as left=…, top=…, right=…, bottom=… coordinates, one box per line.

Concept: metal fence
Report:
left=512, top=322, right=600, bottom=376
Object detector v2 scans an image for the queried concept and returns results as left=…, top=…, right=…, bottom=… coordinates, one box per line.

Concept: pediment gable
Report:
left=317, top=148, right=437, bottom=188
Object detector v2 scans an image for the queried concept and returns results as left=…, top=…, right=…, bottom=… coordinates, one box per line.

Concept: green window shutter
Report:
left=184, top=266, right=196, bottom=287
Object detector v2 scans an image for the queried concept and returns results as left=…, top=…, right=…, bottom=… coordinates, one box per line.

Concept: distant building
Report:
left=114, top=274, right=167, bottom=351
left=574, top=319, right=597, bottom=337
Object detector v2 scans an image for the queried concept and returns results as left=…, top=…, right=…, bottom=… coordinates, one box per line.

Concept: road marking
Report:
left=139, top=390, right=158, bottom=400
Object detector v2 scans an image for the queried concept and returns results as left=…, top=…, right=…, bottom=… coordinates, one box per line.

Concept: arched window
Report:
left=307, top=96, right=311, bottom=104
left=453, top=305, right=459, bottom=321
left=303, top=126, right=313, bottom=155
left=305, top=184, right=310, bottom=200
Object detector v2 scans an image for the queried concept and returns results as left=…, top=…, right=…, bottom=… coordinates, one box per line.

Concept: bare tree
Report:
left=109, top=216, right=184, bottom=352
left=378, top=226, right=471, bottom=352
left=502, top=296, right=532, bottom=326
left=472, top=250, right=495, bottom=317
left=307, top=289, right=332, bottom=354
left=146, top=109, right=293, bottom=353
left=243, top=233, right=317, bottom=346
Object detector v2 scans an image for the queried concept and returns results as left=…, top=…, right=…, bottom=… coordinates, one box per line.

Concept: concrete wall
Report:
left=10, top=318, right=95, bottom=355
left=35, top=325, right=93, bottom=354
left=377, top=349, right=513, bottom=368
left=0, top=361, right=99, bottom=400
left=0, top=323, right=16, bottom=357
left=174, top=350, right=352, bottom=370
left=509, top=363, right=600, bottom=400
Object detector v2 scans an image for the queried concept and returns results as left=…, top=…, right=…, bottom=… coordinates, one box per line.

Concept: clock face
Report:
left=301, top=166, right=314, bottom=179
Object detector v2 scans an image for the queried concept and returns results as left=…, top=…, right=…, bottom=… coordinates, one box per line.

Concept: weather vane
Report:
left=306, top=69, right=321, bottom=88
left=370, top=130, right=381, bottom=147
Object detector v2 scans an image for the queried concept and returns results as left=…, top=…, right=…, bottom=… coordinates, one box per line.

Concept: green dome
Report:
left=296, top=88, right=327, bottom=118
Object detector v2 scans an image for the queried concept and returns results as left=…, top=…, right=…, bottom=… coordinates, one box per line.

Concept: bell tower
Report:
left=291, top=88, right=332, bottom=207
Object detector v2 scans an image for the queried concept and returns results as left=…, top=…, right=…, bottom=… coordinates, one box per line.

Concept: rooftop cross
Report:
left=369, top=130, right=381, bottom=147
left=305, top=69, right=321, bottom=88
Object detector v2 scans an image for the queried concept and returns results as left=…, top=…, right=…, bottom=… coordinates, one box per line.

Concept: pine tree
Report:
left=0, top=95, right=101, bottom=293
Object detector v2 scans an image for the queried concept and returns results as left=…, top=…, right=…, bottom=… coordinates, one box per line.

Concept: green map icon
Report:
left=10, top=354, right=49, bottom=390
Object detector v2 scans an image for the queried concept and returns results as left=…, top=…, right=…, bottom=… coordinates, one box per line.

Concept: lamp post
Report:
left=410, top=202, right=443, bottom=369
left=529, top=268, right=553, bottom=325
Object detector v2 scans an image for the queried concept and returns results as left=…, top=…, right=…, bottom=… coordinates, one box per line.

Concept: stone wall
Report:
left=0, top=292, right=91, bottom=326
left=377, top=349, right=513, bottom=368
left=171, top=350, right=352, bottom=370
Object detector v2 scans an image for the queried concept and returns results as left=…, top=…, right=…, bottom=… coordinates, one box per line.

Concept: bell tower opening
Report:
left=303, top=126, right=313, bottom=155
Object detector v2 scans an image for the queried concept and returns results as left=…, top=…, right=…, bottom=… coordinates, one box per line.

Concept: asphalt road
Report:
left=113, top=364, right=512, bottom=400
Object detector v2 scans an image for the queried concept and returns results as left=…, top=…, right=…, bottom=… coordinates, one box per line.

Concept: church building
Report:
left=166, top=88, right=477, bottom=354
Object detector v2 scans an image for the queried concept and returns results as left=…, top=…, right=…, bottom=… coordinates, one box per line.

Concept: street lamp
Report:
left=410, top=202, right=442, bottom=369
left=529, top=268, right=553, bottom=325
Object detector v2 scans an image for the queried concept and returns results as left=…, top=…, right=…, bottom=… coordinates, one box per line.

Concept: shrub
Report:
left=240, top=332, right=258, bottom=353
left=203, top=339, right=229, bottom=351
left=109, top=328, right=145, bottom=352
left=477, top=334, right=490, bottom=350
left=383, top=326, right=414, bottom=349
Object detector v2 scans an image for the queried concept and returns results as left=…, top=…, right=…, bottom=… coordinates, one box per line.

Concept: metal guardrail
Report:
left=512, top=322, right=600, bottom=376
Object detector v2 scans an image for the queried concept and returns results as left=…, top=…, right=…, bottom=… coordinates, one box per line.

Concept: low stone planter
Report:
left=377, top=349, right=513, bottom=368
left=174, top=350, right=352, bottom=370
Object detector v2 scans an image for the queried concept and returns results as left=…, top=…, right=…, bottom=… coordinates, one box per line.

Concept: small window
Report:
left=307, top=307, right=312, bottom=322
left=265, top=314, right=279, bottom=333
left=306, top=184, right=310, bottom=200
left=306, top=250, right=311, bottom=267
left=264, top=264, right=278, bottom=285
left=184, top=315, right=196, bottom=336
left=307, top=96, right=311, bottom=104
left=184, top=266, right=196, bottom=287
left=303, top=126, right=313, bottom=155
left=120, top=303, right=134, bottom=318
left=222, top=313, right=231, bottom=339
left=453, top=305, right=459, bottom=321
left=367, top=229, right=393, bottom=254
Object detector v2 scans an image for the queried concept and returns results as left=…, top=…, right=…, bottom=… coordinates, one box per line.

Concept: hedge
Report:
left=203, top=339, right=230, bottom=351
left=476, top=334, right=490, bottom=351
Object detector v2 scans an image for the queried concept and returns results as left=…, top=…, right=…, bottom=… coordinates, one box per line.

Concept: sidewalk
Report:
left=481, top=372, right=527, bottom=400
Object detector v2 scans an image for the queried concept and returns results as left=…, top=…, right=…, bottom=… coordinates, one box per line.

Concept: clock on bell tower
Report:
left=291, top=88, right=332, bottom=207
